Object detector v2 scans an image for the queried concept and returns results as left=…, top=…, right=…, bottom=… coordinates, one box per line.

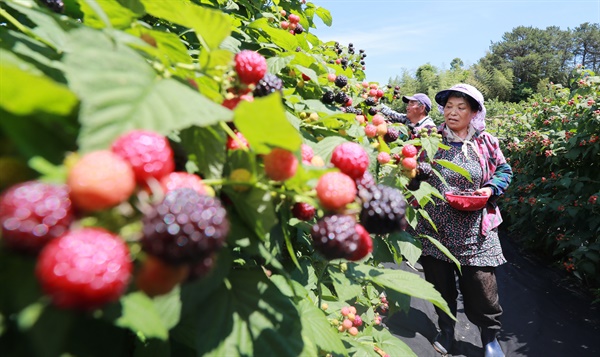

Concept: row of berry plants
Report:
left=0, top=1, right=454, bottom=356
left=486, top=67, right=600, bottom=293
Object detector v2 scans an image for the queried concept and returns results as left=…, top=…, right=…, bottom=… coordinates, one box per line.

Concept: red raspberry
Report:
left=67, top=150, right=136, bottom=212
left=36, top=228, right=132, bottom=310
left=292, top=202, right=316, bottom=221
left=135, top=255, right=190, bottom=297
left=226, top=131, right=250, bottom=151
left=316, top=172, right=357, bottom=211
left=352, top=314, right=363, bottom=327
left=0, top=181, right=73, bottom=253
left=263, top=148, right=298, bottom=181
left=330, top=142, right=370, bottom=179
left=301, top=143, right=314, bottom=164
left=234, top=50, right=267, bottom=85
left=401, top=144, right=418, bottom=158
left=401, top=157, right=417, bottom=170
left=111, top=130, right=175, bottom=185
left=159, top=172, right=208, bottom=195
left=347, top=224, right=373, bottom=261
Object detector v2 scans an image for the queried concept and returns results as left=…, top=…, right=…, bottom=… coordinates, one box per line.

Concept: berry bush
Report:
left=487, top=67, right=600, bottom=292
left=0, top=1, right=452, bottom=356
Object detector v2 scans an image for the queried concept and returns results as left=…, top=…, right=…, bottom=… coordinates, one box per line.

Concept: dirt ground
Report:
left=384, top=231, right=600, bottom=357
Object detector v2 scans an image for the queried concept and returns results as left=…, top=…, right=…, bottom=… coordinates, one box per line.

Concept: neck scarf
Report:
left=443, top=124, right=481, bottom=159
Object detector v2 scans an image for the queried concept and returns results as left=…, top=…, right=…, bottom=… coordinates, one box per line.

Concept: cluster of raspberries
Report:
left=307, top=142, right=408, bottom=261
left=0, top=129, right=229, bottom=309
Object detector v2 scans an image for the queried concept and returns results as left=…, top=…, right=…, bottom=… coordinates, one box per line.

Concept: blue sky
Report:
left=310, top=0, right=600, bottom=84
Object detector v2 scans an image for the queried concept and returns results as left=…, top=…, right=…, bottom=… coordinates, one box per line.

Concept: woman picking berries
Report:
left=411, top=84, right=512, bottom=357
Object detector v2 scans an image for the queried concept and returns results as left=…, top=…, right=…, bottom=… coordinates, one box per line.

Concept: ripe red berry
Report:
left=263, top=148, right=298, bottom=181
left=36, top=228, right=132, bottom=310
left=347, top=224, right=373, bottom=261
left=234, top=50, right=267, bottom=85
left=111, top=130, right=175, bottom=185
left=226, top=131, right=250, bottom=151
left=316, top=172, right=357, bottom=211
left=292, top=202, right=316, bottom=221
left=352, top=314, right=363, bottom=327
left=301, top=143, right=314, bottom=164
left=67, top=150, right=136, bottom=212
left=401, top=157, right=417, bottom=170
left=401, top=144, right=418, bottom=158
left=330, top=142, right=370, bottom=179
left=0, top=181, right=73, bottom=253
left=135, top=255, right=190, bottom=297
left=159, top=172, right=208, bottom=195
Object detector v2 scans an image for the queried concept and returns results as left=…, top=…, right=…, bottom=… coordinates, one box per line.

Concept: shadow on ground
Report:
left=384, top=230, right=600, bottom=357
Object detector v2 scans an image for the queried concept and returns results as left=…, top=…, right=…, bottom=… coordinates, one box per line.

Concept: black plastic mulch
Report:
left=383, top=231, right=600, bottom=357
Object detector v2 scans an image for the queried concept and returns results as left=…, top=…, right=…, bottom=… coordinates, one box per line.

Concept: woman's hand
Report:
left=475, top=187, right=493, bottom=197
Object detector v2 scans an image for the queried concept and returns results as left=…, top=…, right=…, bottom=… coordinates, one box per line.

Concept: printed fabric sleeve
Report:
left=484, top=162, right=512, bottom=196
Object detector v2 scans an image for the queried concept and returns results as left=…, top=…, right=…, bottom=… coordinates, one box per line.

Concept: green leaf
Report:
left=248, top=18, right=298, bottom=52
left=2, top=1, right=72, bottom=52
left=372, top=326, right=417, bottom=357
left=224, top=185, right=277, bottom=239
left=315, top=6, right=332, bottom=26
left=194, top=270, right=304, bottom=356
left=0, top=64, right=77, bottom=116
left=152, top=287, right=182, bottom=331
left=178, top=125, right=227, bottom=179
left=63, top=28, right=233, bottom=152
left=116, top=292, right=169, bottom=340
left=79, top=0, right=138, bottom=29
left=421, top=234, right=461, bottom=273
left=387, top=231, right=422, bottom=266
left=141, top=0, right=231, bottom=50
left=297, top=299, right=347, bottom=356
left=234, top=93, right=302, bottom=154
left=266, top=55, right=295, bottom=76
left=348, top=263, right=454, bottom=320
left=435, top=159, right=472, bottom=182
left=329, top=268, right=363, bottom=302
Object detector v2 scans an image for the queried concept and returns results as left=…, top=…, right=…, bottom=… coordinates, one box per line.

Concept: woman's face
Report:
left=443, top=96, right=476, bottom=134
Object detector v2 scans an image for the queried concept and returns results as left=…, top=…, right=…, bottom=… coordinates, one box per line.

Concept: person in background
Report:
left=412, top=84, right=512, bottom=357
left=380, top=93, right=436, bottom=138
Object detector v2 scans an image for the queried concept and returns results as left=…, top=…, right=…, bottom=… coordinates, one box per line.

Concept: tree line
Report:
left=388, top=22, right=600, bottom=104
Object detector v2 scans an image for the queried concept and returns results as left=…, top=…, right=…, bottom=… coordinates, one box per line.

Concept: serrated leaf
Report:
left=297, top=299, right=347, bottom=356
left=79, top=0, right=138, bottom=29
left=372, top=326, right=417, bottom=357
left=195, top=271, right=304, bottom=356
left=234, top=93, right=302, bottom=154
left=330, top=269, right=363, bottom=302
left=3, top=1, right=71, bottom=52
left=0, top=64, right=77, bottom=116
left=116, top=292, right=169, bottom=340
left=178, top=124, right=226, bottom=179
left=141, top=0, right=231, bottom=50
left=387, top=231, right=422, bottom=266
left=63, top=28, right=232, bottom=152
left=248, top=18, right=298, bottom=52
left=266, top=55, right=295, bottom=76
left=348, top=264, right=454, bottom=320
left=152, top=286, right=182, bottom=331
left=315, top=6, right=332, bottom=26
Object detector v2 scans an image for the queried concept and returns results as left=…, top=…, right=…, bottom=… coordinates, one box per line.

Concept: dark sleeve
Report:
left=379, top=105, right=408, bottom=124
left=484, top=162, right=512, bottom=196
